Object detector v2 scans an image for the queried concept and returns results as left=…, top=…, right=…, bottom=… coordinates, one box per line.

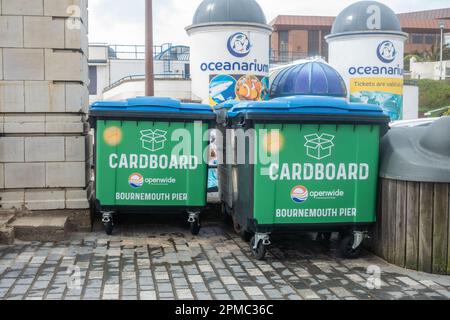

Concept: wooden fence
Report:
left=373, top=178, right=450, bottom=275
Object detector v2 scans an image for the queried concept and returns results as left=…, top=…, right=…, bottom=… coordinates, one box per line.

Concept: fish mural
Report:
left=209, top=74, right=269, bottom=106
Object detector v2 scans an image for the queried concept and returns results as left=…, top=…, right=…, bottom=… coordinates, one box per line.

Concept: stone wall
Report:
left=0, top=0, right=91, bottom=226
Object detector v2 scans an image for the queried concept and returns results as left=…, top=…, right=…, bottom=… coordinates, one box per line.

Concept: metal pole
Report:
left=440, top=21, right=444, bottom=80
left=145, top=0, right=155, bottom=96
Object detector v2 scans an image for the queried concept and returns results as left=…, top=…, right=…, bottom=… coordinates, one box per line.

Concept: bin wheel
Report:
left=232, top=216, right=242, bottom=234
left=104, top=221, right=114, bottom=236
left=250, top=236, right=267, bottom=260
left=190, top=219, right=201, bottom=236
left=317, top=232, right=332, bottom=242
left=340, top=234, right=362, bottom=259
left=221, top=203, right=232, bottom=225
left=240, top=229, right=252, bottom=242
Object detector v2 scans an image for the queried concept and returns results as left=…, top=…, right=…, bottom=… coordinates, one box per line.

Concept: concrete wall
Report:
left=88, top=51, right=190, bottom=104
left=102, top=79, right=192, bottom=102
left=0, top=0, right=91, bottom=214
left=403, top=85, right=419, bottom=120
left=288, top=30, right=308, bottom=53
left=109, top=59, right=187, bottom=84
left=110, top=59, right=145, bottom=84
left=411, top=60, right=450, bottom=80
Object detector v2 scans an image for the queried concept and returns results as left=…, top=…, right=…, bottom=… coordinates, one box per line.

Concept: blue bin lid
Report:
left=217, top=95, right=389, bottom=120
left=90, top=97, right=215, bottom=121
left=270, top=61, right=348, bottom=98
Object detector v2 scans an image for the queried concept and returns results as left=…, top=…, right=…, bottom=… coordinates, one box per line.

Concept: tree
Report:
left=404, top=52, right=425, bottom=71
left=419, top=44, right=450, bottom=62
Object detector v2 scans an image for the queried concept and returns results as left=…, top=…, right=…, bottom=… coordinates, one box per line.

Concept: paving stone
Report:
left=10, top=285, right=30, bottom=295
left=221, top=276, right=238, bottom=285
left=298, top=289, right=321, bottom=300
left=176, top=289, right=194, bottom=299
left=103, top=284, right=119, bottom=294
left=244, top=286, right=263, bottom=296
left=0, top=223, right=449, bottom=301
left=157, top=283, right=173, bottom=293
left=397, top=277, right=426, bottom=289
left=3, top=271, right=21, bottom=278
left=140, top=291, right=157, bottom=300
left=194, top=292, right=211, bottom=300
left=188, top=275, right=204, bottom=284
left=102, top=294, right=119, bottom=300
left=138, top=277, right=153, bottom=286
left=265, top=289, right=284, bottom=299
left=154, top=272, right=169, bottom=280
left=0, top=288, right=9, bottom=298
left=0, top=278, right=16, bottom=287
left=84, top=289, right=101, bottom=299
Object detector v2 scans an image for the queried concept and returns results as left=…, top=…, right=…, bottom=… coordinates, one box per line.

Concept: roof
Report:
left=270, top=15, right=335, bottom=29
left=189, top=0, right=267, bottom=27
left=270, top=8, right=450, bottom=31
left=397, top=8, right=450, bottom=20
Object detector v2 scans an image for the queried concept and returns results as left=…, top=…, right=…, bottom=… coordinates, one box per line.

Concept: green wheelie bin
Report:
left=89, top=97, right=215, bottom=235
left=216, top=95, right=389, bottom=260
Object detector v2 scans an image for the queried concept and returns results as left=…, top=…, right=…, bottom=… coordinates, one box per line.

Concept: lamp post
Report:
left=439, top=21, right=445, bottom=80
left=145, top=0, right=155, bottom=96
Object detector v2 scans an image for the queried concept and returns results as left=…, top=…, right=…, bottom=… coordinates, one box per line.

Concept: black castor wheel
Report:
left=232, top=216, right=242, bottom=235
left=190, top=219, right=201, bottom=236
left=340, top=234, right=363, bottom=259
left=317, top=232, right=332, bottom=241
left=250, top=236, right=267, bottom=260
left=240, top=229, right=252, bottom=242
left=104, top=221, right=114, bottom=236
left=221, top=203, right=233, bottom=225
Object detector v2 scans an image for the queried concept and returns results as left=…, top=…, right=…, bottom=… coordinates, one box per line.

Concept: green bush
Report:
left=416, top=80, right=450, bottom=114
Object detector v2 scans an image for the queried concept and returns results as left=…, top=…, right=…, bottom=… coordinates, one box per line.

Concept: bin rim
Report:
left=216, top=95, right=389, bottom=119
left=90, top=97, right=215, bottom=118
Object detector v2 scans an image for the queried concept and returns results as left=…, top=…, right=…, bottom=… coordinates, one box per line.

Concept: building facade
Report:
left=88, top=44, right=191, bottom=103
left=270, top=8, right=450, bottom=64
left=0, top=0, right=91, bottom=239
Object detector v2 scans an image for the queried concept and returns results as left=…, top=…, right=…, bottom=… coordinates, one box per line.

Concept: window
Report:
left=445, top=34, right=450, bottom=46
left=411, top=34, right=424, bottom=44
left=279, top=31, right=289, bottom=52
left=425, top=34, right=436, bottom=45
left=321, top=30, right=330, bottom=59
left=308, top=30, right=320, bottom=56
left=184, top=63, right=190, bottom=79
left=279, top=31, right=289, bottom=62
left=88, top=66, right=97, bottom=95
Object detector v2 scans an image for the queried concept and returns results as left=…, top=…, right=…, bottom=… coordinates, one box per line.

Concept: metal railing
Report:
left=107, top=43, right=190, bottom=61
left=270, top=50, right=310, bottom=64
left=106, top=45, right=311, bottom=65
left=103, top=73, right=190, bottom=93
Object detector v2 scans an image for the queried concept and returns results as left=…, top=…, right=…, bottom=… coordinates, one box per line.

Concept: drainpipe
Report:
left=145, top=0, right=155, bottom=96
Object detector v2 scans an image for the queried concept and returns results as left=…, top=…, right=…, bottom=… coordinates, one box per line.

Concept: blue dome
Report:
left=270, top=61, right=348, bottom=98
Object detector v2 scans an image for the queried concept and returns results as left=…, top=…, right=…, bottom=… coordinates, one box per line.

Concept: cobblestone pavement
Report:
left=1, top=212, right=450, bottom=300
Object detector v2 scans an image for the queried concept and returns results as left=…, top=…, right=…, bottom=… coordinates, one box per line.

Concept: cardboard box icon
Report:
left=304, top=133, right=335, bottom=160
left=140, top=129, right=168, bottom=152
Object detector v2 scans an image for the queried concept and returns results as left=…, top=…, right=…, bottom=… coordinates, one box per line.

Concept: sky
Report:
left=88, top=0, right=449, bottom=46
